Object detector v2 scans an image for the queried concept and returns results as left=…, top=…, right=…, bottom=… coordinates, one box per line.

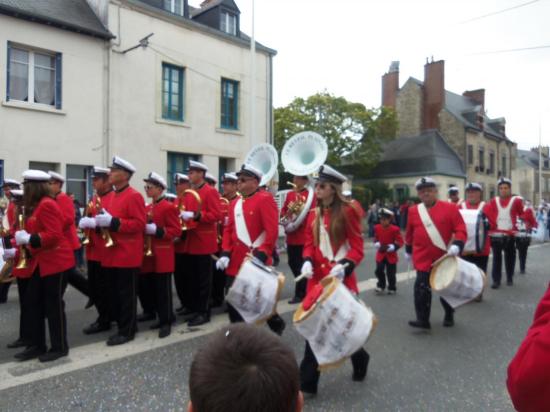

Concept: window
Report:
left=7, top=43, right=62, bottom=109
left=163, top=0, right=184, bottom=16
left=489, top=152, right=495, bottom=174
left=29, top=161, right=57, bottom=172
left=221, top=78, right=239, bottom=129
left=167, top=152, right=199, bottom=193
left=502, top=155, right=507, bottom=177
left=162, top=63, right=184, bottom=122
left=478, top=147, right=485, bottom=171
left=220, top=11, right=237, bottom=35
left=544, top=159, right=549, bottom=169
left=66, top=165, right=91, bottom=206
left=467, top=145, right=473, bottom=165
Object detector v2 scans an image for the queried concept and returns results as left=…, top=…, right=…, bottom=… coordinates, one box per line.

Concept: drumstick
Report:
left=294, top=262, right=349, bottom=283
left=210, top=254, right=219, bottom=261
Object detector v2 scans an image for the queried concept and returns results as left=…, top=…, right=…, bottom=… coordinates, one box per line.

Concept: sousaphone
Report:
left=244, top=143, right=279, bottom=190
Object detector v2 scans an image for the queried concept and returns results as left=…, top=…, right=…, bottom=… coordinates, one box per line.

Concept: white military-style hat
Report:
left=165, top=193, right=177, bottom=200
left=188, top=160, right=208, bottom=172
left=465, top=182, right=482, bottom=191
left=237, top=164, right=263, bottom=181
left=222, top=172, right=238, bottom=182
left=342, top=189, right=352, bottom=197
left=22, top=170, right=51, bottom=182
left=205, top=173, right=217, bottom=184
left=317, top=164, right=347, bottom=184
left=9, top=189, right=23, bottom=197
left=448, top=186, right=459, bottom=194
left=379, top=207, right=394, bottom=217
left=1, top=178, right=21, bottom=188
left=92, top=166, right=110, bottom=177
left=497, top=177, right=512, bottom=186
left=174, top=173, right=189, bottom=183
left=415, top=177, right=436, bottom=190
left=110, top=156, right=136, bottom=174
left=48, top=171, right=65, bottom=183
left=143, top=171, right=167, bottom=189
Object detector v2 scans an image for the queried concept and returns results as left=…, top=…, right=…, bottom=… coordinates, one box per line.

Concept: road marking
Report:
left=0, top=242, right=547, bottom=391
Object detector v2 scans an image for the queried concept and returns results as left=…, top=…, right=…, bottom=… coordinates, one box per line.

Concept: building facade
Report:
left=513, top=147, right=550, bottom=204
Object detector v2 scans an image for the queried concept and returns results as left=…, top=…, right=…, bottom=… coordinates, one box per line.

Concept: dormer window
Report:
left=220, top=11, right=237, bottom=35
left=164, top=0, right=184, bottom=16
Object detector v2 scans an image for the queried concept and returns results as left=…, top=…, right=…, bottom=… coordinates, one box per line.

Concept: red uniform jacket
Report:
left=457, top=201, right=495, bottom=257
left=222, top=190, right=278, bottom=277
left=521, top=207, right=538, bottom=231
left=85, top=191, right=115, bottom=263
left=184, top=183, right=222, bottom=255
left=374, top=224, right=403, bottom=264
left=507, top=283, right=550, bottom=412
left=173, top=191, right=200, bottom=254
left=405, top=201, right=467, bottom=272
left=141, top=198, right=181, bottom=274
left=55, top=191, right=81, bottom=251
left=303, top=205, right=364, bottom=294
left=281, top=189, right=316, bottom=246
left=102, top=185, right=146, bottom=269
left=350, top=199, right=366, bottom=219
left=486, top=196, right=524, bottom=235
left=25, top=197, right=75, bottom=277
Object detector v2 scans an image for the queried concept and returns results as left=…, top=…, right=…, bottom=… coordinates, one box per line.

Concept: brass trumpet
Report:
left=0, top=228, right=14, bottom=282
left=280, top=184, right=305, bottom=227
left=144, top=210, right=153, bottom=257
left=81, top=201, right=93, bottom=246
left=179, top=189, right=202, bottom=231
left=16, top=208, right=28, bottom=270
left=96, top=196, right=114, bottom=248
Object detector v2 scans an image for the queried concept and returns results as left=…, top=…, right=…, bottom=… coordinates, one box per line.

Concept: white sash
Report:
left=461, top=201, right=485, bottom=210
left=234, top=197, right=266, bottom=248
left=496, top=196, right=518, bottom=230
left=418, top=203, right=447, bottom=252
left=318, top=216, right=350, bottom=262
left=285, top=187, right=314, bottom=233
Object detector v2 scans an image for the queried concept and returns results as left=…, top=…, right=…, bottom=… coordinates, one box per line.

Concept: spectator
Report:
left=367, top=204, right=378, bottom=237
left=188, top=323, right=303, bottom=412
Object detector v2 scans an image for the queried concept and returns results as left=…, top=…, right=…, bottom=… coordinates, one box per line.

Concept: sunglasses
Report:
left=237, top=177, right=253, bottom=183
left=144, top=185, right=155, bottom=190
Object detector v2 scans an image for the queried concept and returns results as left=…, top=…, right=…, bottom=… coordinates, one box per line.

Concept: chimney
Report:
left=422, top=59, right=445, bottom=130
left=463, top=89, right=485, bottom=111
left=381, top=61, right=399, bottom=109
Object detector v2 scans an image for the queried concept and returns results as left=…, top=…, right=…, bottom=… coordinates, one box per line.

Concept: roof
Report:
left=517, top=149, right=550, bottom=170
left=370, top=129, right=466, bottom=179
left=191, top=0, right=240, bottom=18
left=0, top=0, right=113, bottom=39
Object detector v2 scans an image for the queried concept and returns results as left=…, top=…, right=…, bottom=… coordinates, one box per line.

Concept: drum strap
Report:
left=285, top=187, right=314, bottom=233
left=234, top=198, right=266, bottom=249
left=319, top=218, right=350, bottom=262
left=418, top=203, right=447, bottom=252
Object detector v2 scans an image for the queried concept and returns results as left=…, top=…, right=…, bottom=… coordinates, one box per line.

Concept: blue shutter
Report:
left=55, top=52, right=62, bottom=109
left=234, top=81, right=238, bottom=128
left=6, top=43, right=11, bottom=101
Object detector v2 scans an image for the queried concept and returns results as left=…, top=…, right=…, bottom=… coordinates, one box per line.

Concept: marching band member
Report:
left=14, top=170, right=74, bottom=362
left=0, top=178, right=21, bottom=303
left=141, top=172, right=180, bottom=338
left=517, top=200, right=537, bottom=275
left=374, top=208, right=403, bottom=295
left=205, top=173, right=218, bottom=188
left=182, top=161, right=222, bottom=327
left=281, top=175, right=315, bottom=304
left=79, top=167, right=115, bottom=335
left=486, top=177, right=524, bottom=288
left=217, top=164, right=285, bottom=335
left=298, top=164, right=368, bottom=396
left=405, top=177, right=467, bottom=329
left=96, top=156, right=146, bottom=346
left=448, top=186, right=461, bottom=205
left=343, top=189, right=366, bottom=219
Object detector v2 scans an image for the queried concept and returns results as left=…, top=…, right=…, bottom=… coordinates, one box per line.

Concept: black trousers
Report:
left=491, top=237, right=516, bottom=284
left=300, top=341, right=369, bottom=394
left=16, top=277, right=31, bottom=344
left=414, top=271, right=453, bottom=323
left=138, top=273, right=156, bottom=315
left=174, top=253, right=191, bottom=309
left=155, top=273, right=174, bottom=326
left=62, top=266, right=89, bottom=298
left=462, top=255, right=489, bottom=274
left=87, top=260, right=111, bottom=325
left=189, top=254, right=213, bottom=315
left=375, top=258, right=397, bottom=291
left=26, top=270, right=68, bottom=352
left=211, top=252, right=226, bottom=306
left=288, top=244, right=306, bottom=299
left=516, top=238, right=531, bottom=273
left=0, top=282, right=11, bottom=303
left=107, top=267, right=137, bottom=338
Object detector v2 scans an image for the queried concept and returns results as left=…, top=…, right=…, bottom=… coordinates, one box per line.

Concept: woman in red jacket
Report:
left=299, top=165, right=369, bottom=397
left=14, top=170, right=75, bottom=362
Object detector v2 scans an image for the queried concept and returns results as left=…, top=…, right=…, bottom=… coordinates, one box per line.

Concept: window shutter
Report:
left=55, top=52, right=62, bottom=109
left=6, top=43, right=11, bottom=101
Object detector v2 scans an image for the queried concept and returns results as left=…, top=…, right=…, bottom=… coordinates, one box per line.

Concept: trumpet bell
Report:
left=244, top=143, right=279, bottom=187
left=281, top=131, right=328, bottom=176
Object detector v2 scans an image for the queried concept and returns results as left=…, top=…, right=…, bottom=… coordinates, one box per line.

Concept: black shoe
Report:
left=507, top=280, right=513, bottom=286
left=39, top=349, right=68, bottom=363
left=352, top=352, right=370, bottom=382
left=137, top=312, right=155, bottom=322
left=7, top=339, right=27, bottom=349
left=181, top=311, right=199, bottom=322
left=158, top=325, right=171, bottom=339
left=84, top=299, right=94, bottom=310
left=175, top=306, right=186, bottom=314
left=301, top=390, right=317, bottom=400
left=15, top=346, right=46, bottom=361
left=443, top=315, right=455, bottom=327
left=491, top=283, right=500, bottom=289
left=268, top=315, right=286, bottom=336
left=149, top=321, right=161, bottom=330
left=288, top=296, right=302, bottom=304
left=83, top=322, right=111, bottom=335
left=520, top=270, right=526, bottom=275
left=408, top=320, right=431, bottom=330
left=187, top=313, right=210, bottom=327
left=106, top=334, right=134, bottom=346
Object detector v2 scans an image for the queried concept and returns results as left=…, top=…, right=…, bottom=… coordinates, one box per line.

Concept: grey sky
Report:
left=192, top=0, right=550, bottom=150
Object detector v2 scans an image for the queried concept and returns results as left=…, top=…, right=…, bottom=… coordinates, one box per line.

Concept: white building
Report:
left=0, top=0, right=276, bottom=203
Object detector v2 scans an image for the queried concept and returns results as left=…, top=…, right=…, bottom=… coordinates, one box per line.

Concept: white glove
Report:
left=180, top=211, right=195, bottom=221
left=216, top=256, right=230, bottom=270
left=329, top=263, right=346, bottom=280
left=3, top=248, right=16, bottom=260
left=447, top=244, right=460, bottom=256
left=374, top=242, right=381, bottom=249
left=95, top=210, right=113, bottom=228
left=145, top=223, right=157, bottom=235
left=405, top=252, right=412, bottom=263
left=79, top=217, right=96, bottom=229
left=387, top=244, right=395, bottom=253
left=15, top=230, right=31, bottom=246
left=300, top=261, right=313, bottom=279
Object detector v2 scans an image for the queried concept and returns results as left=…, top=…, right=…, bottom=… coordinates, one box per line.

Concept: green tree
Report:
left=274, top=91, right=397, bottom=178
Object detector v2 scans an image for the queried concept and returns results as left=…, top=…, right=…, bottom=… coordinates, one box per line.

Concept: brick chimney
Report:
left=422, top=58, right=445, bottom=130
left=381, top=61, right=399, bottom=109
left=463, top=89, right=485, bottom=111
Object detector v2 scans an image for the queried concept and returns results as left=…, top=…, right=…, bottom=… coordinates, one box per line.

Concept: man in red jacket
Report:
left=181, top=160, right=222, bottom=327
left=517, top=200, right=537, bottom=275
left=96, top=156, right=146, bottom=346
left=405, top=177, right=467, bottom=329
left=374, top=208, right=403, bottom=295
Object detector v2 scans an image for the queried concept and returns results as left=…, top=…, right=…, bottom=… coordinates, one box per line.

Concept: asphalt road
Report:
left=0, top=241, right=547, bottom=411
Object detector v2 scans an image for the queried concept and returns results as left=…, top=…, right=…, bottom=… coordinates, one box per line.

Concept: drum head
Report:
left=293, top=276, right=339, bottom=324
left=430, top=256, right=457, bottom=291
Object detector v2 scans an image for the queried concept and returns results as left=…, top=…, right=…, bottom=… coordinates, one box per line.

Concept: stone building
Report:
left=513, top=147, right=550, bottom=204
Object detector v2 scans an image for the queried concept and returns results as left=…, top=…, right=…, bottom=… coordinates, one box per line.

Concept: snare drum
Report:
left=293, top=276, right=376, bottom=370
left=514, top=232, right=531, bottom=248
left=225, top=257, right=285, bottom=324
left=430, top=256, right=486, bottom=309
left=489, top=232, right=509, bottom=248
